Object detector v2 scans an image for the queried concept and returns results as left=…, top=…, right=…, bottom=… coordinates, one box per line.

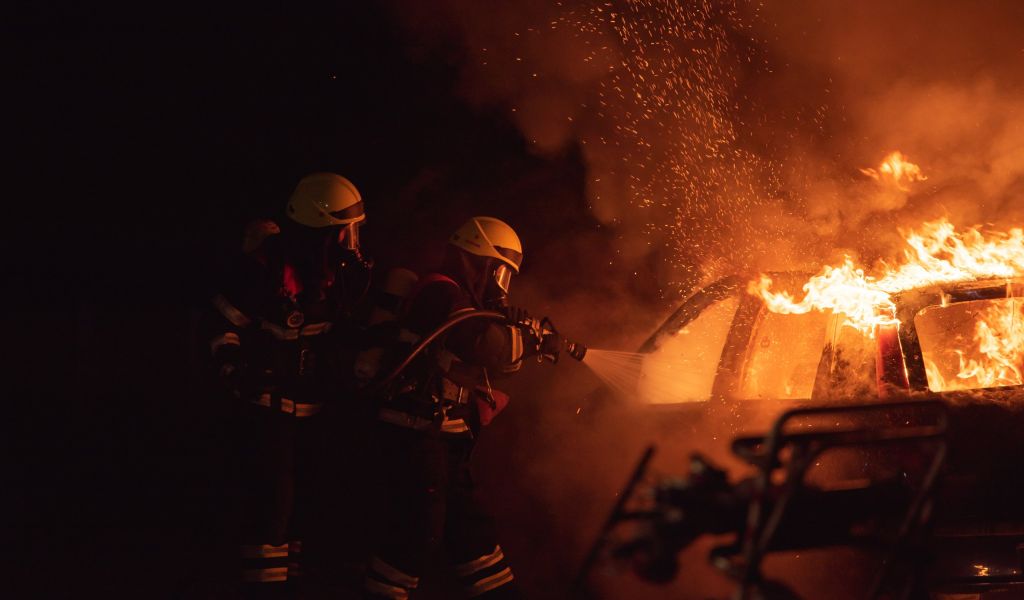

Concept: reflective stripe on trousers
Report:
left=241, top=540, right=303, bottom=584
left=241, top=543, right=289, bottom=584
left=455, top=546, right=515, bottom=597
left=364, top=556, right=420, bottom=599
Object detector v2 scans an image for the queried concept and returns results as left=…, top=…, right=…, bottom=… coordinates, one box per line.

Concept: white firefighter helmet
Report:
left=449, top=216, right=523, bottom=274
left=285, top=172, right=365, bottom=228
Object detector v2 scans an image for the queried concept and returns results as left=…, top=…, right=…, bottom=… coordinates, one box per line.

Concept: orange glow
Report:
left=859, top=151, right=928, bottom=191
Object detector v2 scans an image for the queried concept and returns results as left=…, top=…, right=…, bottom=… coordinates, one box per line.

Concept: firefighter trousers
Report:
left=235, top=401, right=325, bottom=597
left=363, top=423, right=520, bottom=599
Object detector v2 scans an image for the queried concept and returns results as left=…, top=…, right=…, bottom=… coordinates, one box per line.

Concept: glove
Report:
left=503, top=305, right=532, bottom=327
left=506, top=306, right=546, bottom=352
left=538, top=317, right=564, bottom=363
left=540, top=330, right=563, bottom=358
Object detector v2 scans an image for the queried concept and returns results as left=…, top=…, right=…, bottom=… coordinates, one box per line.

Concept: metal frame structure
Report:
left=575, top=401, right=948, bottom=600
left=720, top=400, right=947, bottom=599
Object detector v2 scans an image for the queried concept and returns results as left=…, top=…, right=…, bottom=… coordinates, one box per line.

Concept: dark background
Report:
left=11, top=2, right=640, bottom=598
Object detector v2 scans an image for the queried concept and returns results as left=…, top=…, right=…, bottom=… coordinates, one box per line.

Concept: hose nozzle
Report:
left=514, top=312, right=588, bottom=364
left=565, top=340, right=588, bottom=362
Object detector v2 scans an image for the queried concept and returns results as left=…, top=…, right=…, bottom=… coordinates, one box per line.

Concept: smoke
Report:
left=388, top=0, right=1024, bottom=284
left=743, top=0, right=1024, bottom=268
left=387, top=0, right=770, bottom=299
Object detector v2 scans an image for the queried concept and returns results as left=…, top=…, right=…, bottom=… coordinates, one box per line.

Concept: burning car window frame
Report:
left=639, top=274, right=831, bottom=405
left=897, top=279, right=1024, bottom=394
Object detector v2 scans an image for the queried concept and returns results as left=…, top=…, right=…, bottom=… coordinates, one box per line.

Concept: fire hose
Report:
left=367, top=309, right=587, bottom=395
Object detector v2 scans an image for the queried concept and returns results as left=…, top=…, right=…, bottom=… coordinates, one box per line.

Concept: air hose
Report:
left=367, top=309, right=587, bottom=395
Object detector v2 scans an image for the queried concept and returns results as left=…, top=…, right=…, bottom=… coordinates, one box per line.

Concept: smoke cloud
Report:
left=388, top=0, right=1024, bottom=286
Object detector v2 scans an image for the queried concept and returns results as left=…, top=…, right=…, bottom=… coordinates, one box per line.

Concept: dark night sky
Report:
left=15, top=3, right=584, bottom=293
left=12, top=3, right=605, bottom=597
left=12, top=1, right=606, bottom=386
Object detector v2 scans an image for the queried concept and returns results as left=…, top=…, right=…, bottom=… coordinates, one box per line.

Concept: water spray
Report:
left=580, top=277, right=746, bottom=404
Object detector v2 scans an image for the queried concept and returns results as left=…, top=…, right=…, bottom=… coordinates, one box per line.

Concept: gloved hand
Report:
left=506, top=306, right=546, bottom=351
left=503, top=305, right=532, bottom=326
left=538, top=317, right=564, bottom=363
left=540, top=330, right=564, bottom=362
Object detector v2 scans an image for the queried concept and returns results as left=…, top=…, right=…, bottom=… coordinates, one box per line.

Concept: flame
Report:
left=925, top=299, right=1024, bottom=391
left=974, top=564, right=990, bottom=577
left=749, top=260, right=896, bottom=335
left=751, top=151, right=1024, bottom=390
left=751, top=218, right=1024, bottom=336
left=859, top=151, right=928, bottom=191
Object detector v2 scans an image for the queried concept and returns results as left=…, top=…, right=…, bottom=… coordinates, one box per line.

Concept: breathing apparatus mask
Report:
left=334, top=221, right=371, bottom=269
left=280, top=220, right=372, bottom=304
left=330, top=221, right=373, bottom=306
left=485, top=262, right=513, bottom=310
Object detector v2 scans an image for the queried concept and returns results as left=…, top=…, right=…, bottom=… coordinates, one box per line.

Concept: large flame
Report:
left=751, top=219, right=1024, bottom=335
left=751, top=152, right=1024, bottom=390
left=749, top=260, right=897, bottom=334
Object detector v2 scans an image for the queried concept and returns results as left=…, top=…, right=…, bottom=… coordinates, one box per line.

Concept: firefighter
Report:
left=206, top=172, right=371, bottom=597
left=363, top=216, right=559, bottom=600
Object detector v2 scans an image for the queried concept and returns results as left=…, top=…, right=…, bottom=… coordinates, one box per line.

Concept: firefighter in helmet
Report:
left=206, top=172, right=371, bottom=597
left=363, top=217, right=560, bottom=599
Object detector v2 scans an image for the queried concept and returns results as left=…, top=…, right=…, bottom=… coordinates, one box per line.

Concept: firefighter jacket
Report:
left=206, top=247, right=355, bottom=416
left=377, top=273, right=527, bottom=435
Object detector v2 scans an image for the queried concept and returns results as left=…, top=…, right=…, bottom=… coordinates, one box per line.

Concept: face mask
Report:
left=327, top=222, right=371, bottom=270
left=328, top=223, right=373, bottom=307
left=483, top=264, right=513, bottom=309
left=494, top=264, right=512, bottom=294
left=339, top=222, right=360, bottom=253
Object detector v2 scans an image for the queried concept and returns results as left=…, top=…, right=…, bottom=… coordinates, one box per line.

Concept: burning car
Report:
left=581, top=221, right=1024, bottom=597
